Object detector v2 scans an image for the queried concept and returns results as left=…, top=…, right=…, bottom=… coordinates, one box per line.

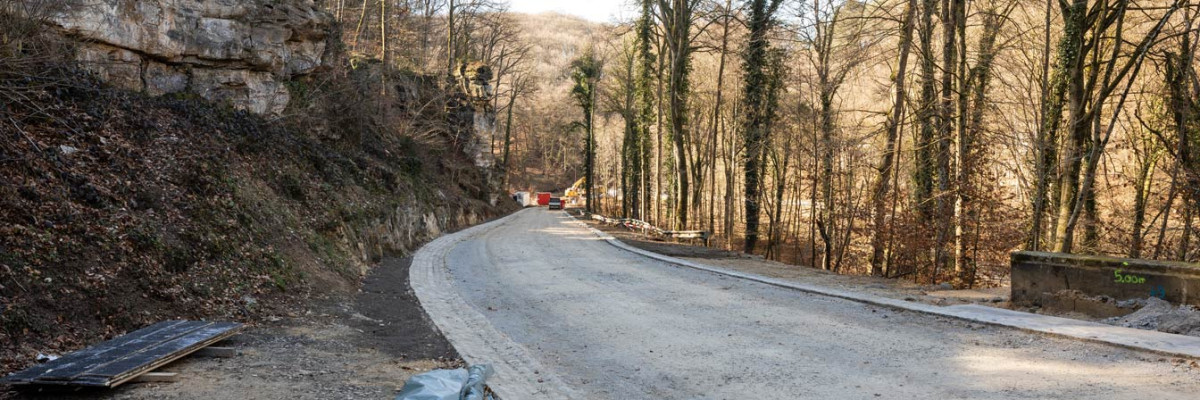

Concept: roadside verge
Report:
left=566, top=212, right=1200, bottom=360
left=410, top=209, right=581, bottom=400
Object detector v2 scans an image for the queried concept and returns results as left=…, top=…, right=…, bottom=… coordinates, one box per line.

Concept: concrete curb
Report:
left=567, top=212, right=1200, bottom=360
left=410, top=209, right=582, bottom=400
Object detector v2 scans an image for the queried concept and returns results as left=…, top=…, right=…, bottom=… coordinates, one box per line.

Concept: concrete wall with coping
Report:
left=1011, top=251, right=1200, bottom=310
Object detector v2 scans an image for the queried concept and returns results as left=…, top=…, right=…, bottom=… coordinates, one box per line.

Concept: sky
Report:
left=507, top=0, right=631, bottom=23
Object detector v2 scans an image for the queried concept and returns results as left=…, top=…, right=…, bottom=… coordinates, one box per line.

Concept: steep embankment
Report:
left=0, top=4, right=513, bottom=375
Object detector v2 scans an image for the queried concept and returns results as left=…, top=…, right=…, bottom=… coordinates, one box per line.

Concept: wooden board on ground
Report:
left=130, top=372, right=179, bottom=383
left=2, top=320, right=241, bottom=388
left=193, top=346, right=238, bottom=358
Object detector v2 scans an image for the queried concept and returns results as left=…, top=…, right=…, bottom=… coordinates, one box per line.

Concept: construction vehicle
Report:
left=564, top=177, right=586, bottom=205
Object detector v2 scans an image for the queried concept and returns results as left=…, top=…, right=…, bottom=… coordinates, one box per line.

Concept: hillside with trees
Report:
left=535, top=0, right=1200, bottom=289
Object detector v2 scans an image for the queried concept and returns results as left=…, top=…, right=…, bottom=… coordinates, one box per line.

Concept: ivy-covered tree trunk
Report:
left=739, top=0, right=784, bottom=254
left=1029, top=0, right=1084, bottom=252
left=571, top=54, right=602, bottom=213
left=913, top=0, right=937, bottom=222
left=1027, top=0, right=1069, bottom=252
left=586, top=104, right=595, bottom=212
left=1053, top=0, right=1180, bottom=254
left=635, top=0, right=657, bottom=221
left=1051, top=0, right=1089, bottom=253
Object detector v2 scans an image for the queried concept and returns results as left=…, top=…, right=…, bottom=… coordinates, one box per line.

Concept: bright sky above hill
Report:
left=507, top=0, right=631, bottom=22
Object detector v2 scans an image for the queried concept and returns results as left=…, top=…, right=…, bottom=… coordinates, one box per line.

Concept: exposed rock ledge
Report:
left=43, top=0, right=331, bottom=115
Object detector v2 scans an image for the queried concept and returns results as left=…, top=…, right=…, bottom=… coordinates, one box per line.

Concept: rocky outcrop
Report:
left=44, top=0, right=331, bottom=115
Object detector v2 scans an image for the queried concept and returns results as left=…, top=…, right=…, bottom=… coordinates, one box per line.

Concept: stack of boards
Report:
left=3, top=320, right=241, bottom=388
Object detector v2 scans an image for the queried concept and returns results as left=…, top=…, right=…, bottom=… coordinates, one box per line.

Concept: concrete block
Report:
left=1011, top=251, right=1200, bottom=310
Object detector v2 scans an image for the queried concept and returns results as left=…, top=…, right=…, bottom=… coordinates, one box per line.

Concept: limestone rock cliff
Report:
left=44, top=0, right=331, bottom=115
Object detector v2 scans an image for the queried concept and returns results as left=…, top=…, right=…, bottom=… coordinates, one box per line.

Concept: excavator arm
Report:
left=564, top=177, right=586, bottom=198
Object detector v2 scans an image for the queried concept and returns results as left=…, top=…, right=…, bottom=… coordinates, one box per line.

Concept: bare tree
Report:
left=655, top=0, right=705, bottom=229
left=797, top=0, right=873, bottom=271
left=1052, top=0, right=1184, bottom=253
left=869, top=0, right=916, bottom=276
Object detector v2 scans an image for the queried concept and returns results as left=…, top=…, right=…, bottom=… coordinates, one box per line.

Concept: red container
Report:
left=536, top=192, right=551, bottom=206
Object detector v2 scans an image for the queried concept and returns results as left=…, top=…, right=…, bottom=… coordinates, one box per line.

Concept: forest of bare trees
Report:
left=322, top=0, right=1200, bottom=288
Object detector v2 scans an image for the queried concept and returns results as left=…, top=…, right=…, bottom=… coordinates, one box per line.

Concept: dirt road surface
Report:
left=442, top=208, right=1200, bottom=399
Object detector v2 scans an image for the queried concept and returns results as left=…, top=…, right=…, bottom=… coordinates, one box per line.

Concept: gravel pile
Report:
left=1104, top=298, right=1200, bottom=337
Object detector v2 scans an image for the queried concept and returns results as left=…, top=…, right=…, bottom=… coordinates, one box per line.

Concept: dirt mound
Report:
left=1104, top=298, right=1200, bottom=337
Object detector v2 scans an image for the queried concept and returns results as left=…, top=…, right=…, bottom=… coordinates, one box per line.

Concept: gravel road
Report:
left=444, top=209, right=1200, bottom=399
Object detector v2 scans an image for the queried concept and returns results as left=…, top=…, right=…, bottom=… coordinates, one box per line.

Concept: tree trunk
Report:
left=586, top=93, right=596, bottom=213
left=709, top=0, right=731, bottom=236
left=502, top=84, right=518, bottom=185
left=819, top=88, right=834, bottom=271
left=1166, top=16, right=1199, bottom=260
left=353, top=0, right=371, bottom=54
left=1027, top=0, right=1059, bottom=252
left=659, top=0, right=696, bottom=230
left=655, top=33, right=666, bottom=226
left=869, top=0, right=915, bottom=276
left=446, top=0, right=455, bottom=80
left=1152, top=168, right=1180, bottom=259
left=634, top=0, right=657, bottom=221
left=1053, top=0, right=1176, bottom=253
left=740, top=0, right=784, bottom=254
left=809, top=145, right=820, bottom=268
left=724, top=133, right=736, bottom=248
left=934, top=0, right=962, bottom=278
left=954, top=2, right=1002, bottom=287
left=1129, top=155, right=1156, bottom=258
left=913, top=0, right=937, bottom=222
left=380, top=0, right=388, bottom=66
left=1050, top=0, right=1088, bottom=253
left=769, top=141, right=791, bottom=260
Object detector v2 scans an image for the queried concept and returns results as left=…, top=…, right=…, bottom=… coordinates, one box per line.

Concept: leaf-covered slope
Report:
left=0, top=70, right=513, bottom=374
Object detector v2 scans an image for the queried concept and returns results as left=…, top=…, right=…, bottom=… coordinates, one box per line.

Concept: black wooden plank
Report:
left=2, top=320, right=191, bottom=384
left=74, top=322, right=241, bottom=385
left=4, top=320, right=242, bottom=388
left=33, top=320, right=207, bottom=381
left=3, top=321, right=182, bottom=383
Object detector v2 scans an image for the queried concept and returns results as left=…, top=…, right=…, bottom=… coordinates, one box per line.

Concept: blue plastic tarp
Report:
left=461, top=364, right=493, bottom=400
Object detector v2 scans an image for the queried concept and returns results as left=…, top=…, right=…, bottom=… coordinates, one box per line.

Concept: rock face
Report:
left=45, top=0, right=331, bottom=115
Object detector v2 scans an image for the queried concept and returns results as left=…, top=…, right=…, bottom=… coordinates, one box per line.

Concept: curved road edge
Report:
left=410, top=208, right=581, bottom=400
left=565, top=212, right=1200, bottom=360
